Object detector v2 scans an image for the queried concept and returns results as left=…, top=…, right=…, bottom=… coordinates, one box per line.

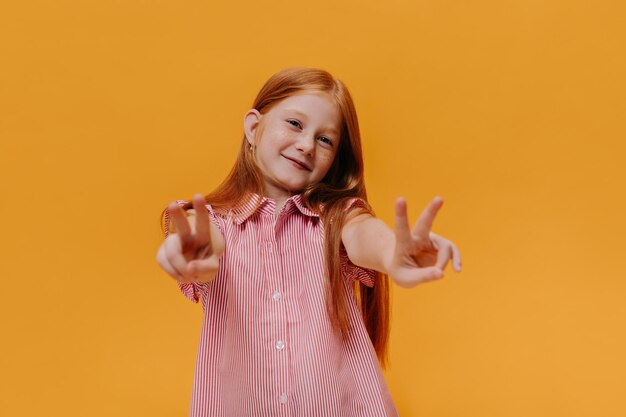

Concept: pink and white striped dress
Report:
left=163, top=193, right=399, bottom=417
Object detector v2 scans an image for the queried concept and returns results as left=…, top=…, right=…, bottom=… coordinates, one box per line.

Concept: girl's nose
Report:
left=295, top=134, right=315, bottom=155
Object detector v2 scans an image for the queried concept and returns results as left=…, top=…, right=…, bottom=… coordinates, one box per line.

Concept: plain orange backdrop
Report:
left=1, top=0, right=625, bottom=416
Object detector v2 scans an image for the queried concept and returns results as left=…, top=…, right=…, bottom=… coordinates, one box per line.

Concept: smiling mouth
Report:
left=282, top=155, right=311, bottom=171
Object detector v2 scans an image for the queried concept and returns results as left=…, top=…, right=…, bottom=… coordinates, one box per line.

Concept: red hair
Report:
left=160, top=67, right=391, bottom=368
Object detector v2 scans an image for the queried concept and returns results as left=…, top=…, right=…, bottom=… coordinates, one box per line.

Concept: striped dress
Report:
left=163, top=193, right=399, bottom=417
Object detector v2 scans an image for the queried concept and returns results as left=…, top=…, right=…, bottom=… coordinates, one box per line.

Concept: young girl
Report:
left=156, top=67, right=462, bottom=417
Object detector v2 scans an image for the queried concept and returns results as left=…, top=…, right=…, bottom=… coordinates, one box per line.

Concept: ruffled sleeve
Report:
left=162, top=200, right=221, bottom=303
left=339, top=197, right=377, bottom=288
left=340, top=247, right=376, bottom=287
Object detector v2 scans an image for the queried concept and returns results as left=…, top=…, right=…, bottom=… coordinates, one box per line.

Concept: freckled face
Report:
left=245, top=91, right=342, bottom=199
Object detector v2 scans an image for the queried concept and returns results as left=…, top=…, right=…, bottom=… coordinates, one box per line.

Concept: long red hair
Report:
left=160, top=67, right=391, bottom=368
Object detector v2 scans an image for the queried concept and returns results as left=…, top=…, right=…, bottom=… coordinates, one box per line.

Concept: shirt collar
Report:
left=229, top=193, right=320, bottom=225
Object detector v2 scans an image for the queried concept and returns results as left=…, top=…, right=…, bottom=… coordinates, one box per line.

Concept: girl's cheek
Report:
left=318, top=156, right=335, bottom=173
left=323, top=150, right=337, bottom=164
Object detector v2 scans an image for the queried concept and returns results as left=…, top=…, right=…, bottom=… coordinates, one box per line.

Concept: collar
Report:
left=229, top=193, right=320, bottom=225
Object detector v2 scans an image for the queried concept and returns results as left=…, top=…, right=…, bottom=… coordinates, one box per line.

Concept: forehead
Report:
left=273, top=92, right=341, bottom=130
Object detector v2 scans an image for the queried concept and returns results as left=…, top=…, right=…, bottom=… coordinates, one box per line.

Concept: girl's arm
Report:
left=341, top=197, right=462, bottom=288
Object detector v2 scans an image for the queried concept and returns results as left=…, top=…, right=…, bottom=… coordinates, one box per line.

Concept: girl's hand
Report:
left=387, top=196, right=462, bottom=287
left=155, top=194, right=224, bottom=284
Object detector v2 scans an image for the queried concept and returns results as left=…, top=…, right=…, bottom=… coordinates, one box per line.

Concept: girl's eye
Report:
left=287, top=119, right=334, bottom=147
left=318, top=136, right=333, bottom=146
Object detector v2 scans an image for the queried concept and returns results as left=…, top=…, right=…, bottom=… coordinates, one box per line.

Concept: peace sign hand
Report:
left=388, top=196, right=462, bottom=287
left=155, top=194, right=225, bottom=284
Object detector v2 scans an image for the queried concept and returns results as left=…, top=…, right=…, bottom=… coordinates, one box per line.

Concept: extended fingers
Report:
left=167, top=201, right=193, bottom=250
left=394, top=197, right=413, bottom=247
left=191, top=193, right=213, bottom=254
left=412, top=196, right=443, bottom=238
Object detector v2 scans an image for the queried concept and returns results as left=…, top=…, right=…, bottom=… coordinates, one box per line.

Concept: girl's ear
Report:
left=243, top=109, right=262, bottom=146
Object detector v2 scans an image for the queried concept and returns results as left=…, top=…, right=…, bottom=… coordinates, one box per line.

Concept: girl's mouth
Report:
left=282, top=155, right=311, bottom=171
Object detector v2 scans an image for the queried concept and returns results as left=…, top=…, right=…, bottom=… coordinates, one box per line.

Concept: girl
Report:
left=156, top=67, right=462, bottom=417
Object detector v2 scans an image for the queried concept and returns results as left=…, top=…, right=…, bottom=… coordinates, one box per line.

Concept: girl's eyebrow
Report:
left=286, top=109, right=340, bottom=135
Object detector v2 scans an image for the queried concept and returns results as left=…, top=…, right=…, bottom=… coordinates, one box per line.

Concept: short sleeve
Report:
left=340, top=197, right=376, bottom=288
left=340, top=247, right=376, bottom=287
left=162, top=199, right=221, bottom=303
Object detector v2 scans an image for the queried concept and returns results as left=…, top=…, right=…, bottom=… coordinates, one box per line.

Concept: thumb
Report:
left=419, top=266, right=444, bottom=282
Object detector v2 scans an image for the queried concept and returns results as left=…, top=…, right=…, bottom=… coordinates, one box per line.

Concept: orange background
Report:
left=1, top=1, right=625, bottom=416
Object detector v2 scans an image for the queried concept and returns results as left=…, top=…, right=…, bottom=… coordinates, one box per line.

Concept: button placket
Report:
left=267, top=210, right=290, bottom=411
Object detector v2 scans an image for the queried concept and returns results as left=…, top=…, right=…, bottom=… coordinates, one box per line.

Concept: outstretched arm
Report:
left=341, top=196, right=462, bottom=288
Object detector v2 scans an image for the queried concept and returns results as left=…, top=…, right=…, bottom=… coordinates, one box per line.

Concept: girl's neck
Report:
left=274, top=199, right=285, bottom=219
left=260, top=186, right=297, bottom=218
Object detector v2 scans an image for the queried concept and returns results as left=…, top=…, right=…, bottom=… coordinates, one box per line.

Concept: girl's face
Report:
left=244, top=91, right=342, bottom=199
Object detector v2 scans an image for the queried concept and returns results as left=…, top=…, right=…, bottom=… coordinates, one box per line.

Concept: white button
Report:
left=276, top=340, right=285, bottom=350
left=279, top=393, right=288, bottom=404
left=272, top=291, right=281, bottom=301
